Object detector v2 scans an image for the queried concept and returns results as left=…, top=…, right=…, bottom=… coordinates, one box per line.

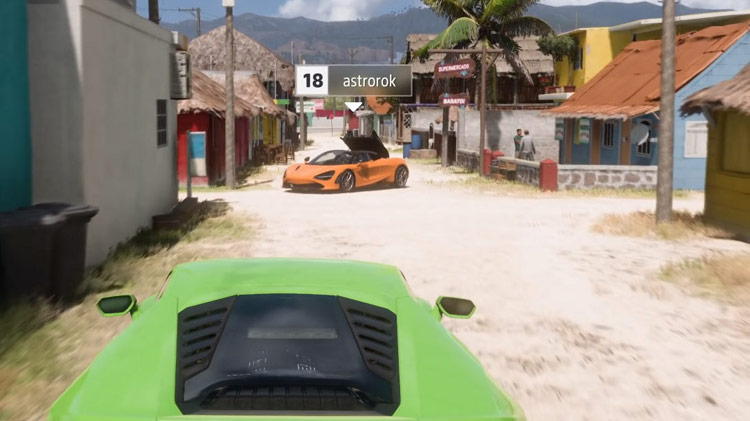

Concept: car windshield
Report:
left=177, top=294, right=398, bottom=415
left=309, top=150, right=352, bottom=165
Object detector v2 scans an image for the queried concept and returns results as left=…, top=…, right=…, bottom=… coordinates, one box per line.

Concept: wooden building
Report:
left=682, top=65, right=750, bottom=239
left=404, top=34, right=554, bottom=105
left=177, top=70, right=256, bottom=186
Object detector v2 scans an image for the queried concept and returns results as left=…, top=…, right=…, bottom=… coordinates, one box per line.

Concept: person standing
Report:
left=513, top=128, right=523, bottom=158
left=520, top=130, right=536, bottom=161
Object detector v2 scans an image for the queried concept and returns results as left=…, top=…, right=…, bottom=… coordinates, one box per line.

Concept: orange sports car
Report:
left=282, top=132, right=409, bottom=192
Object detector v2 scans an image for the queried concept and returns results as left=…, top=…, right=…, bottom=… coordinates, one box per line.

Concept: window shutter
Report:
left=684, top=121, right=707, bottom=158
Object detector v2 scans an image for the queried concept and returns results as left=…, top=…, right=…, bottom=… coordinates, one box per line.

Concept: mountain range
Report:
left=163, top=2, right=729, bottom=64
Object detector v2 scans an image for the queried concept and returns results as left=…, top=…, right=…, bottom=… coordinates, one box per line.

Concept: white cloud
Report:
left=279, top=0, right=389, bottom=21
left=541, top=0, right=750, bottom=10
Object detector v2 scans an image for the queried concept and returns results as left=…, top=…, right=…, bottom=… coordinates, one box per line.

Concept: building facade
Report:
left=27, top=0, right=179, bottom=264
left=549, top=22, right=750, bottom=191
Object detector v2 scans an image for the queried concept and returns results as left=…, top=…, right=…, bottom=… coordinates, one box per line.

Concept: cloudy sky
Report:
left=147, top=0, right=748, bottom=23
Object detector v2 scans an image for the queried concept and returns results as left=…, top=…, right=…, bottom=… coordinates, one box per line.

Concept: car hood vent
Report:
left=177, top=296, right=236, bottom=380
left=339, top=297, right=398, bottom=380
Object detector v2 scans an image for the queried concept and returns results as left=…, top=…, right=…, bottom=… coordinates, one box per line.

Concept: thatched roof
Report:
left=189, top=26, right=294, bottom=91
left=406, top=34, right=553, bottom=75
left=205, top=71, right=286, bottom=118
left=177, top=70, right=256, bottom=117
left=682, top=65, right=750, bottom=116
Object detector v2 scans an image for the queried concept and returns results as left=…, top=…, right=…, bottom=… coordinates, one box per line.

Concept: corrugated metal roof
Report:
left=406, top=34, right=553, bottom=75
left=547, top=21, right=750, bottom=119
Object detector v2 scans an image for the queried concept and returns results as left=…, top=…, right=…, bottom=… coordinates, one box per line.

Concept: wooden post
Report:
left=186, top=131, right=192, bottom=198
left=656, top=0, right=675, bottom=222
left=224, top=6, right=236, bottom=189
left=479, top=44, right=487, bottom=174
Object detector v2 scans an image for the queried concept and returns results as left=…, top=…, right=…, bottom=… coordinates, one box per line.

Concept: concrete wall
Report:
left=0, top=1, right=32, bottom=212
left=459, top=109, right=558, bottom=161
left=28, top=0, right=177, bottom=264
left=411, top=108, right=442, bottom=132
left=558, top=165, right=657, bottom=190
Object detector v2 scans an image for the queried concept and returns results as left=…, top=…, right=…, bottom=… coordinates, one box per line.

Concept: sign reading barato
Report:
left=295, top=65, right=412, bottom=97
left=439, top=93, right=470, bottom=107
left=434, top=58, right=475, bottom=79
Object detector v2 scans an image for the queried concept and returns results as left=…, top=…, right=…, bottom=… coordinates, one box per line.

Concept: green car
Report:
left=50, top=259, right=525, bottom=421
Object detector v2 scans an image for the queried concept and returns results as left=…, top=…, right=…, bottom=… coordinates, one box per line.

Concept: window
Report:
left=636, top=139, right=651, bottom=156
left=721, top=111, right=750, bottom=174
left=684, top=121, right=708, bottom=158
left=573, top=47, right=583, bottom=70
left=156, top=99, right=167, bottom=147
left=603, top=122, right=616, bottom=149
left=633, top=120, right=653, bottom=156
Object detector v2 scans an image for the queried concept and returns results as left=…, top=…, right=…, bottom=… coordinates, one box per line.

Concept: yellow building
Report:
left=682, top=65, right=750, bottom=240
left=542, top=10, right=750, bottom=102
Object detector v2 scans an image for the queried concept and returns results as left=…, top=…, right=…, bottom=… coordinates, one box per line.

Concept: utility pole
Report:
left=224, top=1, right=236, bottom=189
left=301, top=96, right=307, bottom=152
left=178, top=8, right=201, bottom=37
left=148, top=0, right=160, bottom=24
left=656, top=0, right=676, bottom=222
left=479, top=44, right=487, bottom=173
left=429, top=47, right=502, bottom=172
left=346, top=48, right=358, bottom=64
left=291, top=41, right=295, bottom=65
left=387, top=36, right=394, bottom=64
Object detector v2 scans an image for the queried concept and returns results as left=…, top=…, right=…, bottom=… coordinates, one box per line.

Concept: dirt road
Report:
left=193, top=130, right=750, bottom=420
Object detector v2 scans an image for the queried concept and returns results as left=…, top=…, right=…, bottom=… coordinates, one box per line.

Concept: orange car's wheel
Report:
left=394, top=165, right=409, bottom=188
left=339, top=170, right=355, bottom=192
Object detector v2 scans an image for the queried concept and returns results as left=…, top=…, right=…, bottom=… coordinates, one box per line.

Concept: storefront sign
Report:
left=438, top=93, right=470, bottom=107
left=434, top=59, right=475, bottom=79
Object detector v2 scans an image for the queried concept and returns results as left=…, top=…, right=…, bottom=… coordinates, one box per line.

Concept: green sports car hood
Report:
left=49, top=259, right=524, bottom=421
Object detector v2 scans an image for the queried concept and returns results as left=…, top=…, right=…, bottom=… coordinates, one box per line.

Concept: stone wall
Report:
left=457, top=149, right=480, bottom=171
left=515, top=160, right=540, bottom=186
left=557, top=165, right=658, bottom=190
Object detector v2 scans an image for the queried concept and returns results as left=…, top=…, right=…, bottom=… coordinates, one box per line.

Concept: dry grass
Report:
left=660, top=254, right=750, bottom=303
left=593, top=211, right=733, bottom=241
left=0, top=201, right=256, bottom=420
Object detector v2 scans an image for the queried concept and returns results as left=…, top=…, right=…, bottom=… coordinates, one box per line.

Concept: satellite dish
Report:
left=632, top=121, right=651, bottom=145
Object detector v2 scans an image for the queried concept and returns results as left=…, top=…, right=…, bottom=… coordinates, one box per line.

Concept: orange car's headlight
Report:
left=314, top=170, right=335, bottom=180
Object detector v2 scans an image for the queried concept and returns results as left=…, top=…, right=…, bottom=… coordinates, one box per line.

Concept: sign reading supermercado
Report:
left=295, top=65, right=412, bottom=97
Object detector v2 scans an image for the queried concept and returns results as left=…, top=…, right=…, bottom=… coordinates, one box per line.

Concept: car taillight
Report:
left=315, top=170, right=335, bottom=180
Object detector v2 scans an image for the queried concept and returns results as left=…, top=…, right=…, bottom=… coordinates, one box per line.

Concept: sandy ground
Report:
left=188, top=129, right=750, bottom=420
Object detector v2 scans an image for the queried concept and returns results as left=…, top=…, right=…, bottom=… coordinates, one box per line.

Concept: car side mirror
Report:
left=435, top=296, right=476, bottom=320
left=97, top=294, right=137, bottom=317
left=304, top=156, right=310, bottom=162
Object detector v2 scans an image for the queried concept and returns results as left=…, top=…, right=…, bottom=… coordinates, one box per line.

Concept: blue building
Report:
left=548, top=21, right=750, bottom=190
left=0, top=1, right=32, bottom=211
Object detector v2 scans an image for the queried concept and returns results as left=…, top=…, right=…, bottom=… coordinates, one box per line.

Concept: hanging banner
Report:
left=434, top=58, right=476, bottom=79
left=555, top=119, right=565, bottom=141
left=438, top=93, right=470, bottom=107
left=578, top=118, right=591, bottom=144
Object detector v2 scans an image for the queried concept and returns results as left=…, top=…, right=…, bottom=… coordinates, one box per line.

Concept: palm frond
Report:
left=422, top=0, right=472, bottom=21
left=499, top=16, right=553, bottom=37
left=481, top=0, right=539, bottom=24
left=414, top=17, right=479, bottom=60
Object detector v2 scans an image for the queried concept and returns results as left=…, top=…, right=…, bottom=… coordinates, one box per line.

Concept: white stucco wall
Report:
left=28, top=0, right=178, bottom=264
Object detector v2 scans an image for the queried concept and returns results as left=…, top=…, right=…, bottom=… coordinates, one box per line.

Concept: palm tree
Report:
left=414, top=0, right=552, bottom=102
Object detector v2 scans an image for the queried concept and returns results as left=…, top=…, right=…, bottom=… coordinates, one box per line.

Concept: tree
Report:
left=414, top=0, right=552, bottom=102
left=536, top=33, right=579, bottom=86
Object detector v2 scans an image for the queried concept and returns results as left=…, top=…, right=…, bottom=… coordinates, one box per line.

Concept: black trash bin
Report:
left=22, top=203, right=99, bottom=301
left=0, top=210, right=65, bottom=301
